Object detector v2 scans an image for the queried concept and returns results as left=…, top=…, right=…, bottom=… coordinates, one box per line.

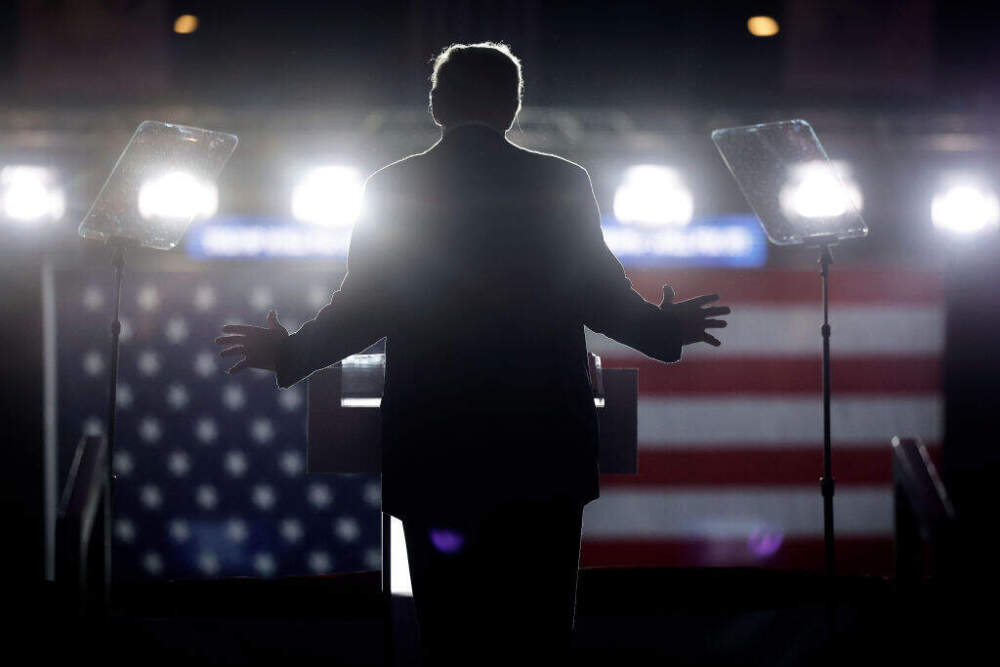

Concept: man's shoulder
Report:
left=508, top=141, right=590, bottom=181
left=366, top=137, right=590, bottom=191
left=365, top=148, right=433, bottom=189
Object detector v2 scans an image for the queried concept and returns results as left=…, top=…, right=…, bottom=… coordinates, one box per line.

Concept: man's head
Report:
left=429, top=42, right=523, bottom=133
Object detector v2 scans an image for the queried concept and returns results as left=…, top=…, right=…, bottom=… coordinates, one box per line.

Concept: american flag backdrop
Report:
left=55, top=266, right=384, bottom=580
left=53, top=264, right=943, bottom=580
left=581, top=266, right=943, bottom=574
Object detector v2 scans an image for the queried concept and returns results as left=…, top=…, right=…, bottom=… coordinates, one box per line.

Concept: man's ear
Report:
left=429, top=89, right=448, bottom=127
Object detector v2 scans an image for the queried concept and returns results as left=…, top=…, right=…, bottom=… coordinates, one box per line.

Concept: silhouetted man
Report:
left=216, top=41, right=728, bottom=664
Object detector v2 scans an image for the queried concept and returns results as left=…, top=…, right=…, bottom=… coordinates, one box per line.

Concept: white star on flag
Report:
left=140, top=485, right=163, bottom=510
left=115, top=518, right=136, bottom=543
left=277, top=386, right=304, bottom=411
left=195, top=484, right=218, bottom=510
left=334, top=516, right=360, bottom=543
left=142, top=552, right=164, bottom=575
left=250, top=417, right=275, bottom=444
left=280, top=519, right=304, bottom=543
left=82, top=350, right=103, bottom=376
left=248, top=286, right=274, bottom=312
left=197, top=552, right=220, bottom=575
left=137, top=350, right=162, bottom=377
left=279, top=450, right=304, bottom=476
left=116, top=383, right=134, bottom=409
left=164, top=316, right=190, bottom=343
left=167, top=450, right=191, bottom=476
left=253, top=552, right=277, bottom=577
left=195, top=417, right=218, bottom=444
left=138, top=416, right=162, bottom=444
left=137, top=285, right=160, bottom=311
left=307, top=483, right=333, bottom=509
left=168, top=519, right=191, bottom=543
left=224, top=450, right=248, bottom=477
left=222, top=384, right=246, bottom=410
left=166, top=384, right=190, bottom=410
left=194, top=351, right=218, bottom=378
left=252, top=484, right=277, bottom=510
left=307, top=550, right=333, bottom=574
left=82, top=285, right=104, bottom=310
left=193, top=285, right=216, bottom=311
left=226, top=519, right=249, bottom=542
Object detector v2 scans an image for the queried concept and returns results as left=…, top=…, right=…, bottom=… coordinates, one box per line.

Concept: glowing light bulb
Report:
left=291, top=166, right=365, bottom=227
left=138, top=171, right=218, bottom=221
left=613, top=165, right=694, bottom=227
left=779, top=161, right=863, bottom=220
left=0, top=166, right=65, bottom=224
left=931, top=183, right=1000, bottom=235
left=747, top=16, right=779, bottom=38
left=174, top=15, right=199, bottom=34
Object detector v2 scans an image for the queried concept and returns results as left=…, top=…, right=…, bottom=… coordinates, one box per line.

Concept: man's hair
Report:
left=429, top=42, right=523, bottom=130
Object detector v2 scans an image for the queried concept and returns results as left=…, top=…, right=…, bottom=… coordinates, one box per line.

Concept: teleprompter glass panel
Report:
left=711, top=119, right=867, bottom=246
left=79, top=121, right=238, bottom=250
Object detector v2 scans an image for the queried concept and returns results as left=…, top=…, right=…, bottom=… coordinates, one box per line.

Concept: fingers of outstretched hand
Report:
left=703, top=332, right=722, bottom=347
left=226, top=358, right=249, bottom=375
left=266, top=309, right=288, bottom=335
left=219, top=345, right=245, bottom=358
left=685, top=293, right=720, bottom=307
left=214, top=335, right=244, bottom=345
left=702, top=306, right=730, bottom=317
left=703, top=319, right=727, bottom=329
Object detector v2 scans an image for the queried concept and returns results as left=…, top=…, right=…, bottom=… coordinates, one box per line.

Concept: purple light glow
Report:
left=429, top=528, right=465, bottom=554
left=747, top=529, right=784, bottom=558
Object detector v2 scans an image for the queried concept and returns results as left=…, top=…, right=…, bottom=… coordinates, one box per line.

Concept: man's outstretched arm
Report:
left=572, top=168, right=728, bottom=361
left=272, top=240, right=387, bottom=388
left=216, top=177, right=392, bottom=387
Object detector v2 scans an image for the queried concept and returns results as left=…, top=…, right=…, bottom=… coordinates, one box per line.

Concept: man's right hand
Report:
left=215, top=309, right=289, bottom=375
left=659, top=285, right=730, bottom=347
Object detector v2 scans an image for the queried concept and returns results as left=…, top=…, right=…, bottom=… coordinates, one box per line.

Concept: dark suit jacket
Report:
left=275, top=123, right=682, bottom=521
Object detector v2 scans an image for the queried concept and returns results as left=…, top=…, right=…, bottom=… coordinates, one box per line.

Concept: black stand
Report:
left=812, top=238, right=838, bottom=645
left=818, top=242, right=835, bottom=579
left=101, top=240, right=131, bottom=607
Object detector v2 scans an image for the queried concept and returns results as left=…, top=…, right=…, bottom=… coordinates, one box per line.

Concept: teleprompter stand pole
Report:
left=819, top=242, right=835, bottom=579
left=101, top=239, right=132, bottom=609
left=813, top=237, right=838, bottom=647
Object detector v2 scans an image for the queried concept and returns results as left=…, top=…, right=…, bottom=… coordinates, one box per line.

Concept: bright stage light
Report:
left=138, top=171, right=218, bottom=221
left=747, top=16, right=780, bottom=37
left=1, top=166, right=65, bottom=224
left=931, top=183, right=1000, bottom=235
left=613, top=165, right=694, bottom=227
left=291, top=166, right=364, bottom=227
left=779, top=160, right=863, bottom=220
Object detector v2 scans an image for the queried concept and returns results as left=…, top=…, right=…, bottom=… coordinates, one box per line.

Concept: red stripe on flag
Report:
left=601, top=356, right=942, bottom=394
left=580, top=536, right=894, bottom=575
left=600, top=444, right=942, bottom=487
left=623, top=267, right=943, bottom=305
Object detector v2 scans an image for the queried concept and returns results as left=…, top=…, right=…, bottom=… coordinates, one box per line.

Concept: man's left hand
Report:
left=659, top=285, right=730, bottom=347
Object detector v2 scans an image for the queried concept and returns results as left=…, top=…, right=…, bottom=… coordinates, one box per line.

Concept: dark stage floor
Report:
left=14, top=567, right=987, bottom=666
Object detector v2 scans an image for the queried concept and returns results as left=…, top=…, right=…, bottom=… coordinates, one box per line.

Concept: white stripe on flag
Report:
left=586, top=305, right=943, bottom=358
left=582, top=487, right=891, bottom=539
left=637, top=395, right=942, bottom=447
